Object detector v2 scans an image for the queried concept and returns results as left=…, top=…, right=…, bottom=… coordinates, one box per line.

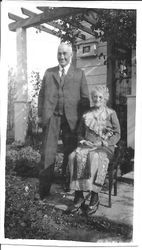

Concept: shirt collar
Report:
left=59, top=62, right=71, bottom=75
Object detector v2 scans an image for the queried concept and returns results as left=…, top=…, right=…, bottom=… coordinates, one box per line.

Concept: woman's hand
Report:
left=79, top=140, right=94, bottom=147
left=93, top=141, right=102, bottom=147
left=84, top=141, right=94, bottom=147
left=102, top=140, right=108, bottom=147
left=79, top=140, right=103, bottom=147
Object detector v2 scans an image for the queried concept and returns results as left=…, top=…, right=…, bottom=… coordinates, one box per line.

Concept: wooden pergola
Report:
left=8, top=6, right=98, bottom=142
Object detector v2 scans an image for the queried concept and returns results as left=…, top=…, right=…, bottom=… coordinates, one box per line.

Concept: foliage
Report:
left=6, top=149, right=19, bottom=173
left=6, top=141, right=24, bottom=173
left=119, top=146, right=134, bottom=175
left=6, top=143, right=41, bottom=177
left=7, top=67, right=16, bottom=141
left=42, top=8, right=136, bottom=49
left=7, top=140, right=25, bottom=149
left=6, top=141, right=63, bottom=178
left=17, top=146, right=41, bottom=163
left=8, top=67, right=16, bottom=102
left=26, top=71, right=42, bottom=147
left=28, top=71, right=41, bottom=133
left=91, top=9, right=136, bottom=48
left=7, top=69, right=42, bottom=145
left=56, top=18, right=82, bottom=45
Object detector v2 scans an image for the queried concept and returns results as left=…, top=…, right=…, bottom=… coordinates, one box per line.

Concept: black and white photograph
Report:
left=0, top=0, right=142, bottom=248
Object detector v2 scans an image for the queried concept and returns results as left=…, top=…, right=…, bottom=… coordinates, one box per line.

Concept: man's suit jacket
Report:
left=38, top=64, right=90, bottom=130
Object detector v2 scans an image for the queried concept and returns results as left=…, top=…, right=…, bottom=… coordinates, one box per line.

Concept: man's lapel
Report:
left=64, top=65, right=74, bottom=85
left=52, top=64, right=74, bottom=88
left=52, top=66, right=60, bottom=87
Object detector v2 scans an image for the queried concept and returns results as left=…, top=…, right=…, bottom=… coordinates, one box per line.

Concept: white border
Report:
left=1, top=1, right=142, bottom=248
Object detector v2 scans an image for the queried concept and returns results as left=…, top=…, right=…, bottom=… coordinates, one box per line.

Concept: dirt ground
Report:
left=5, top=172, right=133, bottom=243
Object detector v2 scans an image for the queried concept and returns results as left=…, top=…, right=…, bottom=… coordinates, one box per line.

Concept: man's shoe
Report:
left=66, top=197, right=85, bottom=214
left=39, top=166, right=53, bottom=200
left=39, top=189, right=50, bottom=200
left=39, top=183, right=51, bottom=200
left=62, top=182, right=70, bottom=192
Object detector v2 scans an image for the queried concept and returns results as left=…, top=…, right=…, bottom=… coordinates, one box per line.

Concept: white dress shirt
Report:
left=58, top=62, right=71, bottom=77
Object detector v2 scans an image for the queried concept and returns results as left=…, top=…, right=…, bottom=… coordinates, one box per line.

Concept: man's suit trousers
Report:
left=39, top=114, right=77, bottom=197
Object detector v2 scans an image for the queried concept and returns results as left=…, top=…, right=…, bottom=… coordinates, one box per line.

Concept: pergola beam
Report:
left=9, top=8, right=84, bottom=31
left=36, top=6, right=54, bottom=12
left=8, top=12, right=61, bottom=37
left=21, top=7, right=85, bottom=40
left=21, top=7, right=39, bottom=17
left=21, top=7, right=97, bottom=26
left=8, top=13, right=24, bottom=21
left=21, top=7, right=63, bottom=30
left=65, top=19, right=96, bottom=36
left=37, top=6, right=94, bottom=37
left=48, top=20, right=86, bottom=40
left=34, top=25, right=60, bottom=37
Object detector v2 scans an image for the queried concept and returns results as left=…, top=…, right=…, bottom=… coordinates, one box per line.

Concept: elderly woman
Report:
left=68, top=85, right=121, bottom=215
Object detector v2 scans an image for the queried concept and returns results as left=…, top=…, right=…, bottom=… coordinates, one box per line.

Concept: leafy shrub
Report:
left=7, top=67, right=16, bottom=142
left=14, top=146, right=41, bottom=178
left=119, top=146, right=134, bottom=175
left=6, top=148, right=19, bottom=173
left=6, top=140, right=64, bottom=179
left=6, top=143, right=41, bottom=177
left=17, top=146, right=41, bottom=163
left=27, top=71, right=42, bottom=148
left=54, top=153, right=63, bottom=182
left=6, top=141, right=24, bottom=173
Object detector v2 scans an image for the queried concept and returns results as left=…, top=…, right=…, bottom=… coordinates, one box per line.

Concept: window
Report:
left=83, top=45, right=90, bottom=54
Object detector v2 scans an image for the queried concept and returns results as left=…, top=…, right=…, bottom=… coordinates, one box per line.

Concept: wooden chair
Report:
left=107, top=141, right=124, bottom=207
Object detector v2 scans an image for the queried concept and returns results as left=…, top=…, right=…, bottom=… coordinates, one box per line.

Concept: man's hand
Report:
left=37, top=117, right=42, bottom=127
left=38, top=127, right=43, bottom=133
left=37, top=117, right=43, bottom=133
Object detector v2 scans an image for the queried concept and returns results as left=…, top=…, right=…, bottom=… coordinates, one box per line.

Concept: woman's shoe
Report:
left=86, top=199, right=100, bottom=216
left=86, top=191, right=99, bottom=216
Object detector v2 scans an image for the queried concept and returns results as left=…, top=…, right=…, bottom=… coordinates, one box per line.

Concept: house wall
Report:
left=76, top=39, right=107, bottom=104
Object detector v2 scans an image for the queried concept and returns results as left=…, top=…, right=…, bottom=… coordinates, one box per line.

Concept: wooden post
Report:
left=126, top=48, right=136, bottom=149
left=14, top=27, right=28, bottom=143
left=107, top=41, right=115, bottom=108
left=131, top=48, right=136, bottom=95
left=72, top=43, right=77, bottom=67
left=127, top=95, right=136, bottom=149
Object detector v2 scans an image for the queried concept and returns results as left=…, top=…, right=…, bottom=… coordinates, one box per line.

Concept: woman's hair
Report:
left=91, top=85, right=110, bottom=103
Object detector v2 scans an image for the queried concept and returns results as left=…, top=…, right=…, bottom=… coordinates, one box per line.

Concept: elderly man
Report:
left=38, top=42, right=90, bottom=199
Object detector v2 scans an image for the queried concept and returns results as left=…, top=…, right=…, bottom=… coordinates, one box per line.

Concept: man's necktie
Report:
left=60, top=67, right=65, bottom=87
